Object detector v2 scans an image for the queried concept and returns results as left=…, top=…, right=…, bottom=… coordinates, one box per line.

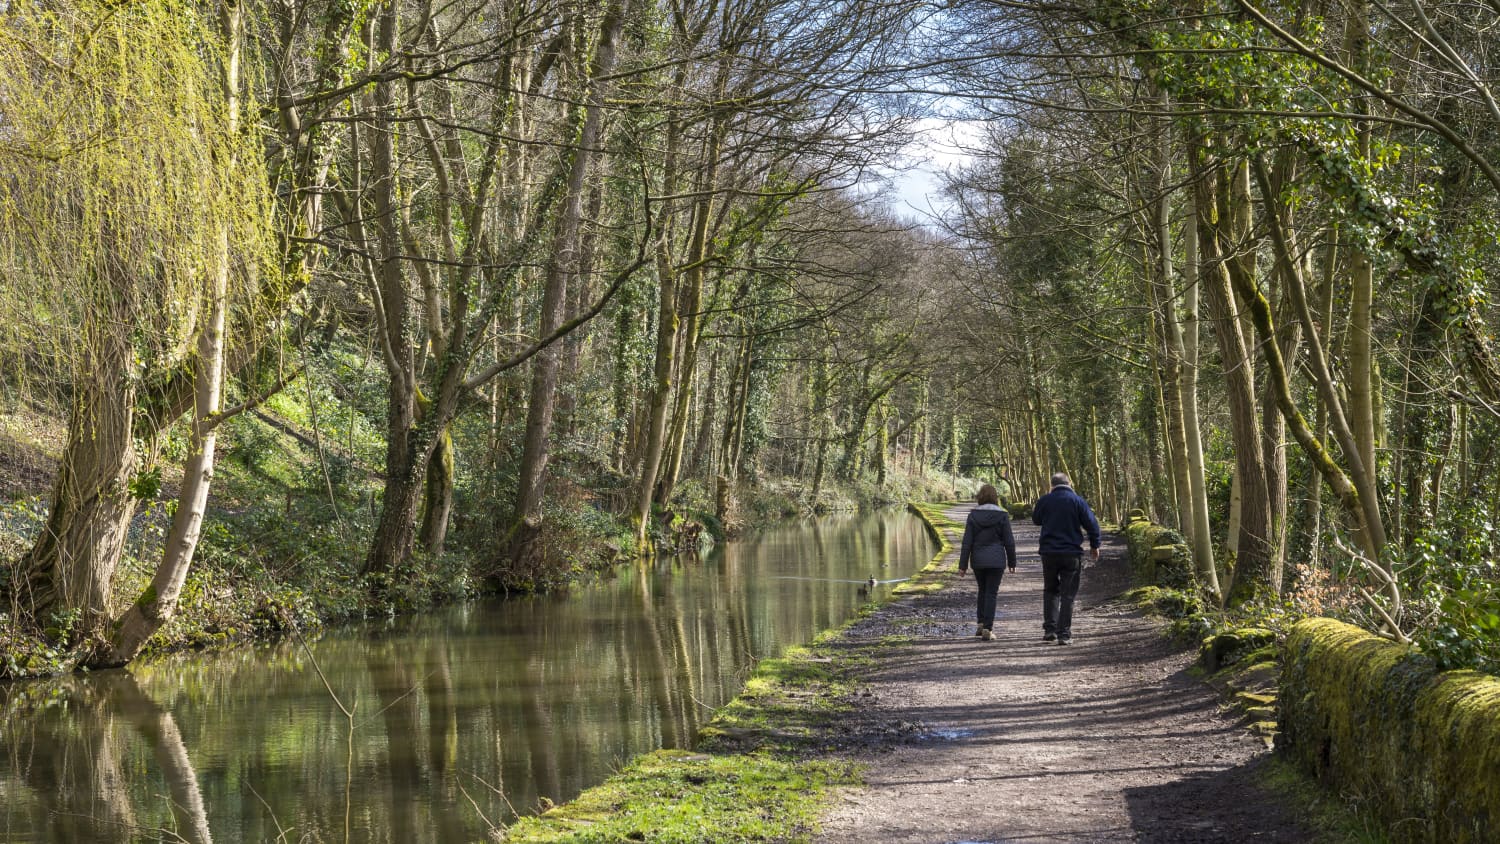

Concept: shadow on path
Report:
left=814, top=504, right=1314, bottom=844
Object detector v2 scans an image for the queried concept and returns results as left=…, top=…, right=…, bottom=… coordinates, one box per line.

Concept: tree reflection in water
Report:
left=1, top=672, right=212, bottom=843
left=0, top=511, right=932, bottom=842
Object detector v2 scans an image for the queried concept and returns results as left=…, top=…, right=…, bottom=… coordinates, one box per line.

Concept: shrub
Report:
left=1400, top=507, right=1500, bottom=674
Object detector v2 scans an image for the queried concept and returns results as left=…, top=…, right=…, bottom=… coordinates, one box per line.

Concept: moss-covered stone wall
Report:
left=1279, top=618, right=1500, bottom=843
left=1120, top=512, right=1193, bottom=590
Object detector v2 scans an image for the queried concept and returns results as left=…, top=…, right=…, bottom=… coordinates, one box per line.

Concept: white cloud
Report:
left=881, top=117, right=987, bottom=224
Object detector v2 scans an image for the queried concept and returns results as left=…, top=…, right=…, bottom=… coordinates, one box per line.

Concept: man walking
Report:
left=1032, top=472, right=1101, bottom=645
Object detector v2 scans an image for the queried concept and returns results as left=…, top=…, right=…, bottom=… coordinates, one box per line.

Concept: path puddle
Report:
left=925, top=727, right=976, bottom=740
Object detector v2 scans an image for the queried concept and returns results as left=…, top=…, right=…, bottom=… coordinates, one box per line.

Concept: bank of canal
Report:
left=0, top=510, right=935, bottom=843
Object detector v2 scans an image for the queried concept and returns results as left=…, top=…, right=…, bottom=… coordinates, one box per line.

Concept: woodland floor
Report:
left=811, top=504, right=1317, bottom=844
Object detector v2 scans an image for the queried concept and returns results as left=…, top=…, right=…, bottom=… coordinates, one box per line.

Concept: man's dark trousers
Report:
left=1041, top=554, right=1082, bottom=637
left=973, top=567, right=1004, bottom=630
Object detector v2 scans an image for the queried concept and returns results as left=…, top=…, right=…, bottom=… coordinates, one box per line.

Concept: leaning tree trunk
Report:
left=1251, top=154, right=1388, bottom=566
left=24, top=259, right=140, bottom=643
left=108, top=0, right=244, bottom=665
left=512, top=2, right=624, bottom=562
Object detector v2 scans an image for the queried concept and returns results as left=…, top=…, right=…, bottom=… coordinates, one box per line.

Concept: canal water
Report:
left=0, top=510, right=934, bottom=843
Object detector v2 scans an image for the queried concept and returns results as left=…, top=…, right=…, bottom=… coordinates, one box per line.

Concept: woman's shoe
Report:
left=980, top=628, right=993, bottom=641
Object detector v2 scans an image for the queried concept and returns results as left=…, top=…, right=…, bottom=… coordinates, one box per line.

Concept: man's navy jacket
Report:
left=1032, top=485, right=1102, bottom=557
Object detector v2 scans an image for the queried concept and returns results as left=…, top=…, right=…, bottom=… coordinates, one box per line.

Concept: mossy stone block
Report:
left=1200, top=627, right=1277, bottom=672
left=1230, top=661, right=1280, bottom=694
left=1123, top=519, right=1194, bottom=589
left=1243, top=705, right=1276, bottom=722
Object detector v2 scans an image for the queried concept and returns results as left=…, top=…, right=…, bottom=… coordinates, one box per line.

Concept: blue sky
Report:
left=881, top=117, right=983, bottom=225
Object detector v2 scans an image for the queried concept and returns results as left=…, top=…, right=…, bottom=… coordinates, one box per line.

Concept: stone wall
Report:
left=1279, top=618, right=1500, bottom=843
left=1120, top=511, right=1193, bottom=590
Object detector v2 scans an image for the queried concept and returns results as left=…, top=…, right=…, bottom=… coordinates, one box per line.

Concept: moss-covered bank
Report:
left=1279, top=618, right=1500, bottom=843
left=905, top=501, right=958, bottom=551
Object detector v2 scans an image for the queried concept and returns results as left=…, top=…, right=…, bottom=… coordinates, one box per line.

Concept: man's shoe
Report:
left=1043, top=633, right=1057, bottom=642
left=1058, top=636, right=1072, bottom=645
left=976, top=626, right=986, bottom=638
left=980, top=628, right=993, bottom=641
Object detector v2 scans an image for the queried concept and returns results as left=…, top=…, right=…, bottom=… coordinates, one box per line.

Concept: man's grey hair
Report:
left=1051, top=472, right=1072, bottom=488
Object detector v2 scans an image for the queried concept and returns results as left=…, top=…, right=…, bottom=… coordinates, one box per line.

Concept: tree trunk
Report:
left=1144, top=387, right=1171, bottom=521
left=655, top=129, right=722, bottom=504
left=633, top=255, right=679, bottom=547
left=1344, top=0, right=1380, bottom=523
left=558, top=182, right=606, bottom=437
left=514, top=2, right=626, bottom=557
left=1252, top=155, right=1387, bottom=564
left=1145, top=210, right=1191, bottom=531
left=419, top=427, right=455, bottom=555
left=1260, top=325, right=1290, bottom=595
left=610, top=288, right=638, bottom=473
left=24, top=261, right=140, bottom=641
left=362, top=3, right=422, bottom=579
left=1193, top=152, right=1273, bottom=605
left=1180, top=188, right=1218, bottom=597
left=109, top=0, right=244, bottom=665
left=809, top=352, right=830, bottom=506
left=1089, top=406, right=1103, bottom=515
left=24, top=372, right=138, bottom=638
left=689, top=345, right=719, bottom=477
left=726, top=335, right=755, bottom=478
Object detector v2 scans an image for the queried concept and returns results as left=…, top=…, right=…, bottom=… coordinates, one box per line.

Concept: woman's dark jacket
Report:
left=959, top=504, right=1018, bottom=572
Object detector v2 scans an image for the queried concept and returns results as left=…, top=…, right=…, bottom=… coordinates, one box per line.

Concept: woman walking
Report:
left=958, top=484, right=1018, bottom=641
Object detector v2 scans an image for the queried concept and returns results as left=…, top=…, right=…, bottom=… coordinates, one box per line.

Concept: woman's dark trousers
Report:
left=973, top=567, right=1005, bottom=630
left=1040, top=554, right=1082, bottom=637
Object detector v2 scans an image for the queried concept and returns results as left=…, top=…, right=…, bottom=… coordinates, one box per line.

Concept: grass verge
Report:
left=503, top=507, right=952, bottom=842
left=1257, top=756, right=1391, bottom=844
left=503, top=749, right=859, bottom=843
left=895, top=501, right=960, bottom=597
left=501, top=630, right=870, bottom=842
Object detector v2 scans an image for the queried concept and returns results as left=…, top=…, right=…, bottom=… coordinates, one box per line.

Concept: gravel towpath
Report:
left=813, top=504, right=1314, bottom=844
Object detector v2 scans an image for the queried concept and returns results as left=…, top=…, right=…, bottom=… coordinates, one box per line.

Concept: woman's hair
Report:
left=976, top=483, right=1000, bottom=506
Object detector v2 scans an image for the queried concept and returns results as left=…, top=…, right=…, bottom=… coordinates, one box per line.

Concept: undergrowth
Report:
left=1258, top=756, right=1392, bottom=844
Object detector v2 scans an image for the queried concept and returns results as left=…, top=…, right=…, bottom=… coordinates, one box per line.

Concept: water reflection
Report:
left=0, top=510, right=932, bottom=842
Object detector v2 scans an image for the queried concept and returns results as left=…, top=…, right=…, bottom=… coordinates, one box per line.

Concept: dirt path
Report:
left=814, top=504, right=1313, bottom=844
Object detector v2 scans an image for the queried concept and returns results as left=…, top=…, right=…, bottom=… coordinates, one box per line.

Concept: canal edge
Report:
left=500, top=504, right=955, bottom=842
